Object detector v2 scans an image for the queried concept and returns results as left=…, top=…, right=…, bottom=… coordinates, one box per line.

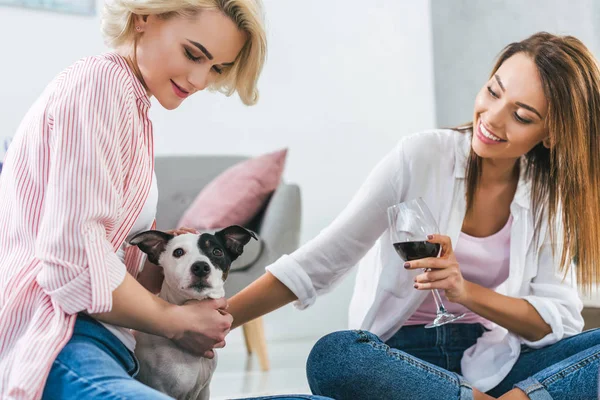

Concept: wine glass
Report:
left=388, top=197, right=465, bottom=328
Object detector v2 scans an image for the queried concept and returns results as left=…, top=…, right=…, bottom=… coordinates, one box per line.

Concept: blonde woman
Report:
left=0, top=1, right=266, bottom=399
left=229, top=32, right=600, bottom=399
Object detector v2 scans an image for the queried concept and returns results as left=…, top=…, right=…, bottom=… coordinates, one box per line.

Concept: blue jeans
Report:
left=43, top=314, right=330, bottom=400
left=43, top=314, right=173, bottom=399
left=306, top=324, right=600, bottom=400
left=235, top=397, right=331, bottom=400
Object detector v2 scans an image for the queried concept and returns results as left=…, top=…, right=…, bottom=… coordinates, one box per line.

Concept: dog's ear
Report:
left=215, top=225, right=258, bottom=262
left=129, top=230, right=174, bottom=265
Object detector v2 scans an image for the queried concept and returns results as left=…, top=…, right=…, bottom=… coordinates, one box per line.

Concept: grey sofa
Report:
left=153, top=155, right=302, bottom=371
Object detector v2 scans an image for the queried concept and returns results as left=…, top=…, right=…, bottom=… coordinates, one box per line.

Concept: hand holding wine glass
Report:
left=406, top=233, right=469, bottom=305
left=387, top=197, right=465, bottom=328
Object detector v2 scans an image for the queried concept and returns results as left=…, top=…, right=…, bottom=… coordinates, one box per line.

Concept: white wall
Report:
left=0, top=0, right=436, bottom=342
left=431, top=0, right=600, bottom=127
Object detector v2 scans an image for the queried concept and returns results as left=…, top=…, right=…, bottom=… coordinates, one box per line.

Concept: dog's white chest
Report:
left=135, top=332, right=217, bottom=400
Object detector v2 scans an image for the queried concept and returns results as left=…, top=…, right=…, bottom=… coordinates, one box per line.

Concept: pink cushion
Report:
left=178, top=148, right=288, bottom=229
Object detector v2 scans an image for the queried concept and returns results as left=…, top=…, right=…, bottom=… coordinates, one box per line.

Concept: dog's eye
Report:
left=173, top=248, right=185, bottom=258
left=212, top=248, right=223, bottom=257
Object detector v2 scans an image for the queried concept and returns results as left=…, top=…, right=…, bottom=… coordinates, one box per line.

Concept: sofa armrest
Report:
left=230, top=235, right=263, bottom=272
left=225, top=183, right=301, bottom=295
left=257, top=183, right=302, bottom=256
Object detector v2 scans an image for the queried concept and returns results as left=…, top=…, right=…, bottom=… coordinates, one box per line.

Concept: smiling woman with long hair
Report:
left=228, top=32, right=600, bottom=400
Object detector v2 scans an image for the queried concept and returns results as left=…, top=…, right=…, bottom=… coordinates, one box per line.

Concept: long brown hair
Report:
left=460, top=32, right=600, bottom=291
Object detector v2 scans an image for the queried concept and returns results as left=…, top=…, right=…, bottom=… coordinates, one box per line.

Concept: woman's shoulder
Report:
left=50, top=53, right=142, bottom=103
left=396, top=128, right=467, bottom=163
left=399, top=128, right=461, bottom=145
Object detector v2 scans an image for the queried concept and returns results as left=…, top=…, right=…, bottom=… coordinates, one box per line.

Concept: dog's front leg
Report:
left=188, top=372, right=212, bottom=400
left=195, top=383, right=211, bottom=400
left=191, top=354, right=217, bottom=400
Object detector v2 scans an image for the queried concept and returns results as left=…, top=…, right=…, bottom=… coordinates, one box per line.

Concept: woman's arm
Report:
left=410, top=234, right=551, bottom=342
left=92, top=273, right=232, bottom=356
left=229, top=138, right=409, bottom=327
left=92, top=273, right=231, bottom=340
left=34, top=61, right=135, bottom=316
left=229, top=271, right=297, bottom=329
left=92, top=272, right=173, bottom=336
left=459, top=282, right=551, bottom=341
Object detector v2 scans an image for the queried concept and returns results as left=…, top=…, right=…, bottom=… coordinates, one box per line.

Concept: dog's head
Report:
left=130, top=225, right=257, bottom=300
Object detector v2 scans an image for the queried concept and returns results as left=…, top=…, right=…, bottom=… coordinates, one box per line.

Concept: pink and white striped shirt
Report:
left=0, top=52, right=155, bottom=399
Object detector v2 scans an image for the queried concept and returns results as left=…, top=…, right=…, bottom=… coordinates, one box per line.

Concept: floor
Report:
left=210, top=333, right=318, bottom=400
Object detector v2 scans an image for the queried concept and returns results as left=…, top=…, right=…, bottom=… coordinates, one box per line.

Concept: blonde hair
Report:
left=101, top=0, right=266, bottom=106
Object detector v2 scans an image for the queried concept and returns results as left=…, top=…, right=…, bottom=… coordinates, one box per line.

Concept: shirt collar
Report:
left=104, top=52, right=151, bottom=108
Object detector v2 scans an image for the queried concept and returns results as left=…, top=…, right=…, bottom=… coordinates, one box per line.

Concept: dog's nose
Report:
left=191, top=261, right=211, bottom=277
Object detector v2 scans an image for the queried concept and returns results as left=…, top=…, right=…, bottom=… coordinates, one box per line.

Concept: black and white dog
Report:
left=129, top=225, right=257, bottom=400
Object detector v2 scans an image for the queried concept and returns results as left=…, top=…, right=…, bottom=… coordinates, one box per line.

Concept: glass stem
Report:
left=431, top=289, right=447, bottom=314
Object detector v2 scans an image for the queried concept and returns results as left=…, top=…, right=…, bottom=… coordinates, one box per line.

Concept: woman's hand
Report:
left=165, top=297, right=233, bottom=359
left=404, top=234, right=470, bottom=304
left=94, top=273, right=231, bottom=358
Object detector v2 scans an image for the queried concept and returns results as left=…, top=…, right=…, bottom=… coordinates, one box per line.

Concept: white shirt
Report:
left=267, top=129, right=584, bottom=392
left=99, top=171, right=158, bottom=351
left=405, top=216, right=512, bottom=327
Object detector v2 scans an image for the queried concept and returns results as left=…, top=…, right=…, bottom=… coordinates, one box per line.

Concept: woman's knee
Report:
left=306, top=330, right=380, bottom=395
left=307, top=331, right=372, bottom=366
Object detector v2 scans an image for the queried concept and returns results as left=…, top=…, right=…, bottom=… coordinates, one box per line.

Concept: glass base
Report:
left=424, top=312, right=466, bottom=328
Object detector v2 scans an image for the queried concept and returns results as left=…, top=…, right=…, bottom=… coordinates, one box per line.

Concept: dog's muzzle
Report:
left=191, top=261, right=211, bottom=278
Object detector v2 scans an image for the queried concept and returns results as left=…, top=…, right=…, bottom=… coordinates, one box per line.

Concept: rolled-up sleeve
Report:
left=267, top=139, right=406, bottom=309
left=521, top=231, right=584, bottom=348
left=35, top=61, right=133, bottom=315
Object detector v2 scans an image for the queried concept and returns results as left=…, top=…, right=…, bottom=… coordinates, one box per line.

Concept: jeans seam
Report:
left=356, top=330, right=460, bottom=385
left=522, top=381, right=546, bottom=394
left=52, top=358, right=128, bottom=400
left=127, top=351, right=140, bottom=377
left=441, top=327, right=451, bottom=371
left=256, top=397, right=323, bottom=399
left=537, top=350, right=600, bottom=387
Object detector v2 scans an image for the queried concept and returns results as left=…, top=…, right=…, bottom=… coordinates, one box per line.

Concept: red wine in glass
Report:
left=393, top=241, right=441, bottom=261
left=388, top=197, right=465, bottom=328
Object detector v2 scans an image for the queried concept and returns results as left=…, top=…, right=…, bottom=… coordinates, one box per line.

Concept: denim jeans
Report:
left=306, top=324, right=600, bottom=400
left=235, top=397, right=332, bottom=400
left=42, top=314, right=173, bottom=399
left=43, top=314, right=331, bottom=400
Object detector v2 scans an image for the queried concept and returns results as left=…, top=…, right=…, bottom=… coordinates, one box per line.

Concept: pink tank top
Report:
left=405, top=216, right=512, bottom=328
